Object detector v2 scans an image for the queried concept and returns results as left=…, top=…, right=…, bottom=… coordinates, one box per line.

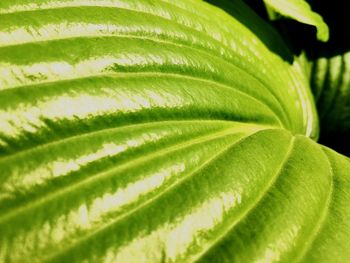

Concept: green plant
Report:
left=0, top=0, right=349, bottom=262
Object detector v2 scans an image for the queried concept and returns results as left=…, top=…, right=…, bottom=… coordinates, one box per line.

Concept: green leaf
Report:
left=311, top=51, right=350, bottom=132
left=262, top=0, right=329, bottom=42
left=0, top=0, right=349, bottom=262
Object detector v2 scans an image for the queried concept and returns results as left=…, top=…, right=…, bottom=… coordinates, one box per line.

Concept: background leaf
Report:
left=262, top=0, right=329, bottom=42
left=311, top=51, right=350, bottom=132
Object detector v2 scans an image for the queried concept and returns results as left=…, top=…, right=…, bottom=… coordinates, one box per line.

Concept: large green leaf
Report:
left=0, top=0, right=349, bottom=262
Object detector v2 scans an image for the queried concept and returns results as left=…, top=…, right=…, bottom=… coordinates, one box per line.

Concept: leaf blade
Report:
left=263, top=0, right=329, bottom=42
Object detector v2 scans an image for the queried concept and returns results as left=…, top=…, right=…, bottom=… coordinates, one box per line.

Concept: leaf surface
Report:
left=0, top=0, right=349, bottom=262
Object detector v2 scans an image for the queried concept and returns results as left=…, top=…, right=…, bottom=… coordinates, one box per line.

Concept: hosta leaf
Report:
left=311, top=51, right=350, bottom=133
left=0, top=0, right=349, bottom=262
left=262, top=0, right=329, bottom=42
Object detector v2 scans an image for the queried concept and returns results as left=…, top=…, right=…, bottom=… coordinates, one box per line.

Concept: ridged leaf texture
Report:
left=311, top=51, right=350, bottom=132
left=0, top=0, right=349, bottom=262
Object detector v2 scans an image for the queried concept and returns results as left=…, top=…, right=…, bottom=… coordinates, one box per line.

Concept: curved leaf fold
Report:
left=263, top=0, right=329, bottom=42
